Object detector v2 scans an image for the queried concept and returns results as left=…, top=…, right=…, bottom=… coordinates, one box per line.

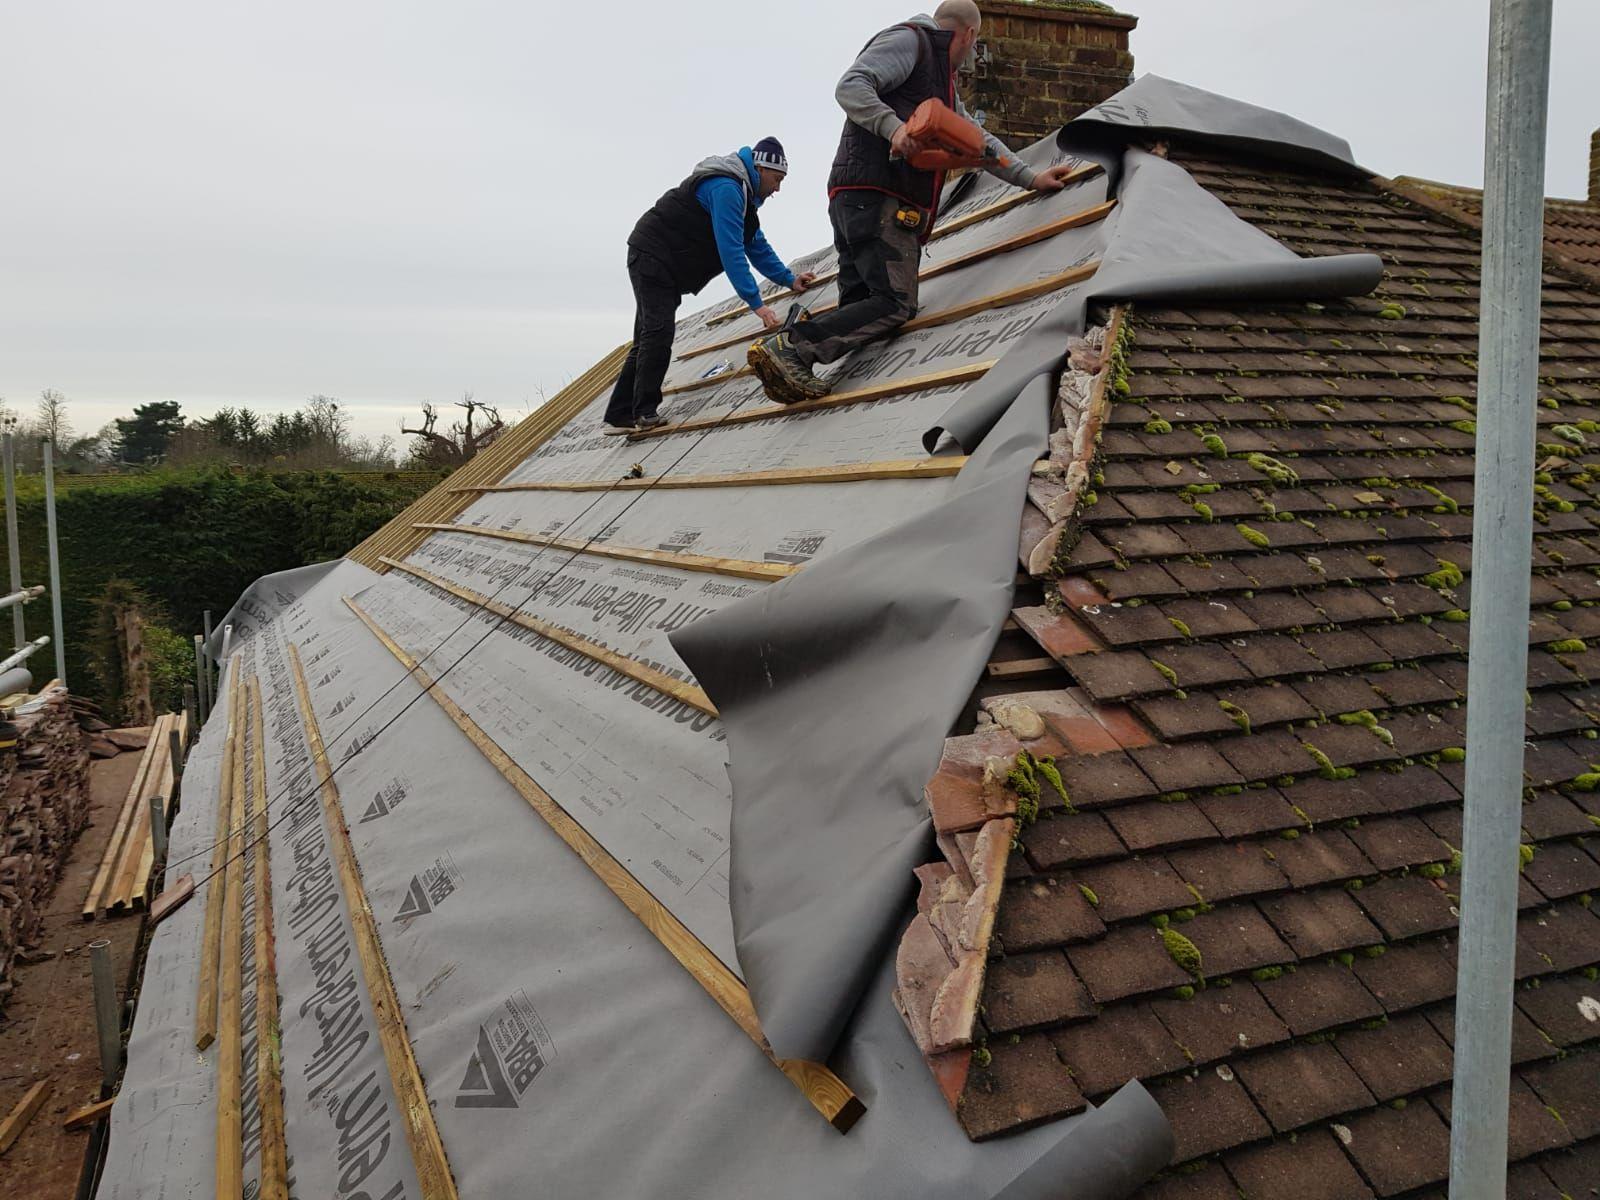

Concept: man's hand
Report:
left=1029, top=164, right=1079, bottom=193
left=890, top=124, right=924, bottom=162
left=791, top=271, right=819, bottom=294
left=755, top=305, right=783, bottom=331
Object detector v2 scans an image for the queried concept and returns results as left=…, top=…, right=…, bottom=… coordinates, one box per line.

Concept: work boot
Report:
left=748, top=334, right=831, bottom=406
left=602, top=421, right=637, bottom=436
left=0, top=720, right=17, bottom=752
left=634, top=413, right=669, bottom=432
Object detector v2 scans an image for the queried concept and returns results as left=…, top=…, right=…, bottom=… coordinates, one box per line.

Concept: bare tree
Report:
left=35, top=388, right=72, bottom=448
left=402, top=393, right=505, bottom=468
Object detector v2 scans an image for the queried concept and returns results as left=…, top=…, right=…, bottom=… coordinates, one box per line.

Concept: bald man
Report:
left=750, top=1, right=1079, bottom=404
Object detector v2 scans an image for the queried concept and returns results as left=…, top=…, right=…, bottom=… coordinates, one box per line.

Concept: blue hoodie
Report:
left=696, top=147, right=796, bottom=311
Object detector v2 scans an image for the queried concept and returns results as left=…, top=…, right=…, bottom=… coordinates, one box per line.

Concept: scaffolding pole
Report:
left=2, top=433, right=23, bottom=651
left=42, top=441, right=67, bottom=686
left=1449, top=2, right=1553, bottom=1198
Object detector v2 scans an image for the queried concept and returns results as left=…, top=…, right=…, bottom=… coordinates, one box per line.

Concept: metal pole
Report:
left=0, top=585, right=45, bottom=611
left=89, top=938, right=121, bottom=1091
left=2, top=433, right=23, bottom=651
left=42, top=440, right=66, bottom=686
left=183, top=683, right=197, bottom=736
left=148, top=788, right=168, bottom=863
left=169, top=725, right=185, bottom=785
left=0, top=635, right=50, bottom=675
left=193, top=635, right=209, bottom=723
left=201, top=610, right=214, bottom=717
left=1450, top=3, right=1553, bottom=1198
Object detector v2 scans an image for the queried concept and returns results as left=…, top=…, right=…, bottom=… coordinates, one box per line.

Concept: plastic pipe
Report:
left=1449, top=3, right=1553, bottom=1198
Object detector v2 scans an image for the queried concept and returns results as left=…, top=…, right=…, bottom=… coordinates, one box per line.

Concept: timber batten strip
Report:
left=288, top=644, right=460, bottom=1200
left=413, top=523, right=798, bottom=582
left=249, top=675, right=289, bottom=1200
left=377, top=556, right=718, bottom=715
left=680, top=239, right=1107, bottom=362
left=629, top=360, right=997, bottom=442
left=342, top=596, right=864, bottom=1133
left=453, top=456, right=971, bottom=495
left=194, top=680, right=240, bottom=1050
left=215, top=674, right=246, bottom=1200
left=665, top=260, right=1103, bottom=396
left=701, top=165, right=1106, bottom=325
left=0, top=1079, right=51, bottom=1154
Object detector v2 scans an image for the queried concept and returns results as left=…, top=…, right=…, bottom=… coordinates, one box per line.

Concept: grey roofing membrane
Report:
left=114, top=77, right=1380, bottom=1199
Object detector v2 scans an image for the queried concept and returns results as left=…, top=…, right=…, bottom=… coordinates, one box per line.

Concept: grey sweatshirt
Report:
left=833, top=13, right=1038, bottom=190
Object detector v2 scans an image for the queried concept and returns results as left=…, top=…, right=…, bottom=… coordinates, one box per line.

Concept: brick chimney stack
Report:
left=1590, top=128, right=1599, bottom=203
left=963, top=1, right=1138, bottom=150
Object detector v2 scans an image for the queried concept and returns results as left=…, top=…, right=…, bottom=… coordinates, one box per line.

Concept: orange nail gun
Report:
left=893, top=98, right=1014, bottom=171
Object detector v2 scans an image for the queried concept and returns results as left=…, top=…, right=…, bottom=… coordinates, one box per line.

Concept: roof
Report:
left=1395, top=173, right=1600, bottom=272
left=911, top=142, right=1600, bottom=1193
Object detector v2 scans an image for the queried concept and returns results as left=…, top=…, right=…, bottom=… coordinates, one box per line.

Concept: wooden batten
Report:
left=194, top=677, right=240, bottom=1051
left=411, top=523, right=798, bottom=583
left=378, top=557, right=718, bottom=716
left=62, top=1096, right=116, bottom=1132
left=0, top=1079, right=51, bottom=1154
left=455, top=456, right=971, bottom=496
left=680, top=249, right=1104, bottom=363
left=701, top=165, right=1106, bottom=326
left=215, top=678, right=247, bottom=1200
left=342, top=596, right=864, bottom=1133
left=288, top=645, right=460, bottom=1199
left=82, top=720, right=160, bottom=919
left=248, top=675, right=289, bottom=1200
left=631, top=359, right=998, bottom=442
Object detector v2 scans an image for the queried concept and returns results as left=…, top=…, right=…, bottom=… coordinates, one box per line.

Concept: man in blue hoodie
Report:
left=603, top=138, right=816, bottom=434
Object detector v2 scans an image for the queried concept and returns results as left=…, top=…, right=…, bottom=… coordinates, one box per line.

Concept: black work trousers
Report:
left=789, top=191, right=921, bottom=367
left=604, top=249, right=682, bottom=426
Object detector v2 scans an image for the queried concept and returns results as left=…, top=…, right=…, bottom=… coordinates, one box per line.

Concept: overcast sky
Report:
left=3, top=1, right=1597, bottom=447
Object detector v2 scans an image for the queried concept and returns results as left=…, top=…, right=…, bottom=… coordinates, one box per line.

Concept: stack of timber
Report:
left=82, top=711, right=189, bottom=920
left=0, top=687, right=90, bottom=1008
